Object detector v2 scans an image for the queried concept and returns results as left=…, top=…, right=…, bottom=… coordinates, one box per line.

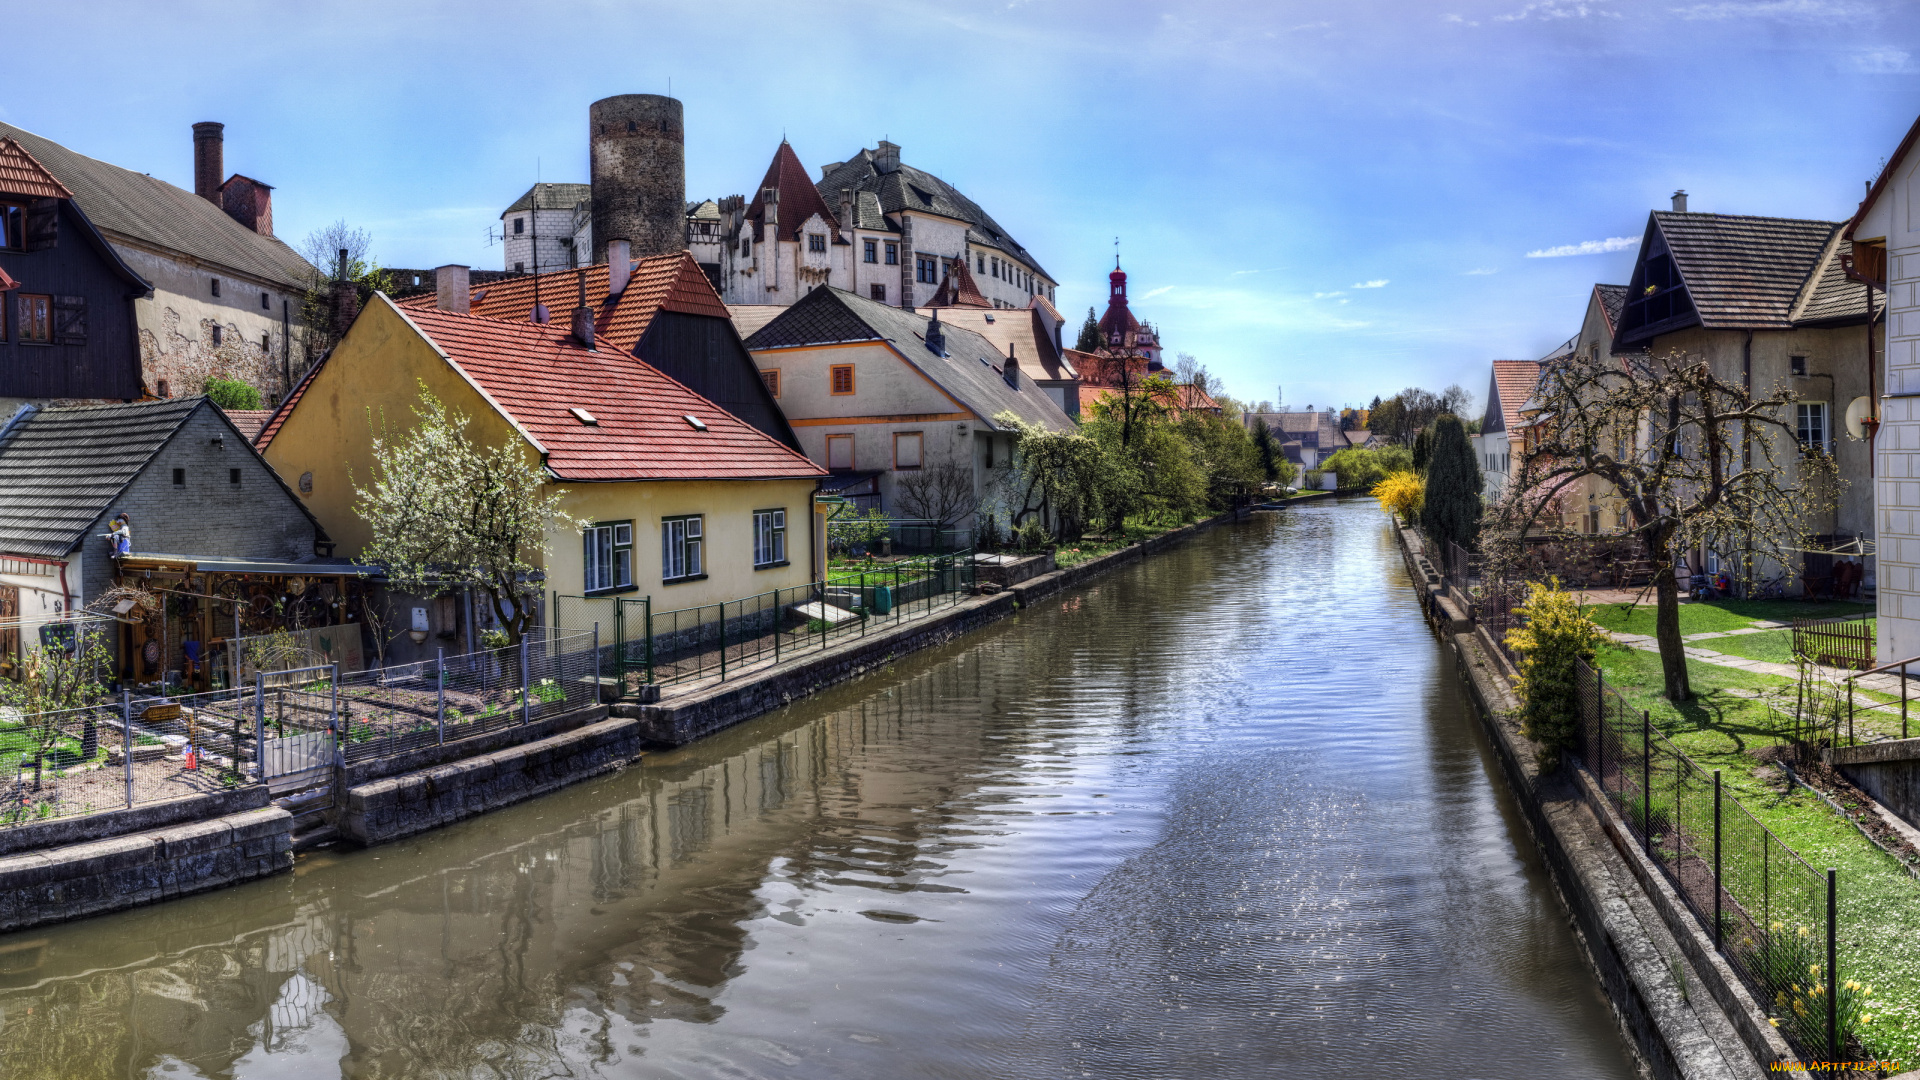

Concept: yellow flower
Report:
left=1847, top=980, right=1862, bottom=992
left=1769, top=1018, right=1780, bottom=1028
left=1862, top=1014, right=1873, bottom=1024
left=1810, top=964, right=1822, bottom=976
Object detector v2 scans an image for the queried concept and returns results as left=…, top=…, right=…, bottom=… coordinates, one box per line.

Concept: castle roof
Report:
left=502, top=182, right=590, bottom=214
left=817, top=147, right=1049, bottom=279
left=746, top=142, right=843, bottom=244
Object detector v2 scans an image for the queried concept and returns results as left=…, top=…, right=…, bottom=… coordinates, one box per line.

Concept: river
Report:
left=0, top=499, right=1638, bottom=1079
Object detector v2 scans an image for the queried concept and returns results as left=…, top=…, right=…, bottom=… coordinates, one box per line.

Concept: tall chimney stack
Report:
left=1004, top=343, right=1020, bottom=388
left=571, top=268, right=596, bottom=348
left=1671, top=189, right=1689, bottom=213
left=607, top=239, right=631, bottom=294
left=434, top=265, right=470, bottom=314
left=874, top=141, right=901, bottom=175
left=193, top=122, right=225, bottom=203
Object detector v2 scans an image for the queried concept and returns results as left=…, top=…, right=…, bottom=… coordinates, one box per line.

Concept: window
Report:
left=754, top=509, right=787, bottom=568
left=229, top=468, right=241, bottom=486
left=584, top=521, right=634, bottom=592
left=514, top=217, right=525, bottom=235
left=830, top=364, right=854, bottom=395
left=261, top=333, right=270, bottom=351
left=826, top=434, right=854, bottom=470
left=741, top=237, right=752, bottom=257
left=211, top=325, right=223, bottom=346
left=808, top=233, right=827, bottom=253
left=172, top=468, right=185, bottom=486
left=894, top=431, right=923, bottom=470
left=762, top=369, right=780, bottom=397
left=884, top=242, right=898, bottom=265
left=991, top=258, right=1000, bottom=279
left=870, top=283, right=887, bottom=302
left=977, top=254, right=985, bottom=273
left=917, top=256, right=937, bottom=284
left=1790, top=355, right=1808, bottom=377
left=514, top=262, right=525, bottom=273
left=210, top=278, right=220, bottom=298
left=661, top=516, right=703, bottom=581
left=864, top=239, right=877, bottom=263
left=0, top=202, right=23, bottom=250
left=16, top=294, right=50, bottom=343
left=1797, top=402, right=1829, bottom=451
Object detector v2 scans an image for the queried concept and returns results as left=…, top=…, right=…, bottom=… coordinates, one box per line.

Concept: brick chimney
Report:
left=570, top=268, right=595, bottom=348
left=193, top=122, right=224, bottom=203
left=332, top=249, right=359, bottom=337
left=606, top=239, right=631, bottom=294
left=434, top=264, right=470, bottom=314
left=219, top=176, right=274, bottom=236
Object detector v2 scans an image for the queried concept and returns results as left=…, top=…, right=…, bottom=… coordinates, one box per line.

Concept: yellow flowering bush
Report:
left=1372, top=470, right=1424, bottom=521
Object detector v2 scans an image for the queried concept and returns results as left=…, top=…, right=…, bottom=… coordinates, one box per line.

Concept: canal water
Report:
left=0, top=500, right=1639, bottom=1079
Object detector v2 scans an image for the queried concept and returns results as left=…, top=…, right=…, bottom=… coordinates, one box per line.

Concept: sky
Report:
left=8, top=0, right=1920, bottom=417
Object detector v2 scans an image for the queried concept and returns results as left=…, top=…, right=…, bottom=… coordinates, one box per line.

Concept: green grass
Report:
left=1591, top=644, right=1920, bottom=1059
left=1583, top=598, right=1874, bottom=637
left=1694, top=628, right=1799, bottom=666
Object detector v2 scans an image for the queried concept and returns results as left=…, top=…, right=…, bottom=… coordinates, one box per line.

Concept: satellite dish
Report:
left=1845, top=396, right=1878, bottom=440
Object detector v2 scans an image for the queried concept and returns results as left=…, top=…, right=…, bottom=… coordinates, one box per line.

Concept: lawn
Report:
left=1583, top=598, right=1874, bottom=638
left=1591, top=644, right=1920, bottom=1060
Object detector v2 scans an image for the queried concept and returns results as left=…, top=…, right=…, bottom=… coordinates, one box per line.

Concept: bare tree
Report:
left=893, top=461, right=979, bottom=528
left=1493, top=349, right=1839, bottom=701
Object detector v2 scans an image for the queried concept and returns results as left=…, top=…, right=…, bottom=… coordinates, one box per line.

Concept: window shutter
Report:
left=53, top=296, right=86, bottom=346
left=24, top=199, right=58, bottom=251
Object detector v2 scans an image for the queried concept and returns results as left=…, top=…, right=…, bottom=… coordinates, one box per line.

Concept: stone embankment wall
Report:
left=1830, top=738, right=1920, bottom=831
left=341, top=711, right=638, bottom=846
left=0, top=785, right=270, bottom=858
left=1395, top=524, right=1789, bottom=1080
left=620, top=512, right=1237, bottom=747
left=0, top=806, right=291, bottom=933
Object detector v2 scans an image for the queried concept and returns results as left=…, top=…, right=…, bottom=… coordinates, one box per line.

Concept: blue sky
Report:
left=8, top=0, right=1920, bottom=415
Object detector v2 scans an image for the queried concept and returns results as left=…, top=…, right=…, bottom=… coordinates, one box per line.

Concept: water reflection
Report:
left=0, top=504, right=1638, bottom=1079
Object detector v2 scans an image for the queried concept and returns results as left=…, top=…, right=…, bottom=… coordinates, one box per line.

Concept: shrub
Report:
left=1372, top=470, right=1424, bottom=519
left=1303, top=468, right=1325, bottom=490
left=204, top=377, right=264, bottom=411
left=1420, top=414, right=1483, bottom=552
left=1505, top=578, right=1603, bottom=767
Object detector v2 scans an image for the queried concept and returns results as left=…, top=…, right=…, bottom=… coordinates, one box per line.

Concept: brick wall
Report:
left=79, top=403, right=318, bottom=603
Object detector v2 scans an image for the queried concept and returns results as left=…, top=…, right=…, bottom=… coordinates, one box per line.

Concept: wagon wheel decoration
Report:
left=243, top=590, right=279, bottom=635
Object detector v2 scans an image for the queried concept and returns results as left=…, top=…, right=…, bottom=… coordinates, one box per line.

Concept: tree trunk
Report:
left=1650, top=536, right=1692, bottom=702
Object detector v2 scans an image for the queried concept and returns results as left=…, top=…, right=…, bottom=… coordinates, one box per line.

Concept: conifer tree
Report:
left=1420, top=414, right=1483, bottom=552
left=1076, top=307, right=1104, bottom=352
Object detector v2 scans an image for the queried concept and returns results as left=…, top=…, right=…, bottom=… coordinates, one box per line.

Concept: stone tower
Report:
left=588, top=94, right=685, bottom=263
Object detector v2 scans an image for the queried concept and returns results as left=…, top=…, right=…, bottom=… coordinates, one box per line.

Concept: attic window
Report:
left=909, top=185, right=934, bottom=206
left=984, top=313, right=995, bottom=323
left=684, top=415, right=708, bottom=431
left=570, top=407, right=598, bottom=426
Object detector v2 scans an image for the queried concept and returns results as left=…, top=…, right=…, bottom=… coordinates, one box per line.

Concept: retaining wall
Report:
left=0, top=784, right=270, bottom=857
left=339, top=716, right=641, bottom=847
left=1829, top=738, right=1920, bottom=831
left=0, top=806, right=291, bottom=933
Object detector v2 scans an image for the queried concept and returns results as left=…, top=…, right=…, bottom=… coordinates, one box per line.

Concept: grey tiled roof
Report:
left=0, top=398, right=202, bottom=558
left=744, top=287, right=1074, bottom=433
left=0, top=120, right=315, bottom=289
left=1595, top=284, right=1628, bottom=335
left=503, top=183, right=590, bottom=214
left=1653, top=211, right=1839, bottom=329
left=818, top=151, right=1048, bottom=280
left=1792, top=237, right=1879, bottom=325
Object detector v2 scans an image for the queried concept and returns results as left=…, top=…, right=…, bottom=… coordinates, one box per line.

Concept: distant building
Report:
left=1094, top=260, right=1162, bottom=369
left=0, top=120, right=316, bottom=402
left=1472, top=358, right=1544, bottom=500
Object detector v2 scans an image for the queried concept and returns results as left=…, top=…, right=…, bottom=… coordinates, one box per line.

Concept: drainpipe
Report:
left=1742, top=330, right=1753, bottom=596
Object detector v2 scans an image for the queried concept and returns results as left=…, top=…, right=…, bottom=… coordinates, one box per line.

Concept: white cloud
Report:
left=1851, top=47, right=1920, bottom=75
left=1352, top=279, right=1389, bottom=289
left=1525, top=236, right=1638, bottom=258
left=1464, top=268, right=1499, bottom=275
left=1670, top=0, right=1870, bottom=20
left=1494, top=1, right=1620, bottom=22
left=1443, top=13, right=1480, bottom=25
left=1313, top=290, right=1346, bottom=300
left=1230, top=267, right=1284, bottom=277
left=1139, top=285, right=1176, bottom=300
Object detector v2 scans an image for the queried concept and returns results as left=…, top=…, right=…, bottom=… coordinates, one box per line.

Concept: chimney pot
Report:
left=1671, top=189, right=1689, bottom=213
left=1004, top=343, right=1020, bottom=388
left=607, top=239, right=631, bottom=294
left=434, top=265, right=470, bottom=314
left=925, top=308, right=945, bottom=356
left=192, top=122, right=224, bottom=203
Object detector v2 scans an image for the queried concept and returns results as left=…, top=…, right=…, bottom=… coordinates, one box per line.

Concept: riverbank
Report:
left=1393, top=522, right=1787, bottom=1079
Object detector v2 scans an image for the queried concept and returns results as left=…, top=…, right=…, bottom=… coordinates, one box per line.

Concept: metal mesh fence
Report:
left=1574, top=658, right=1850, bottom=1062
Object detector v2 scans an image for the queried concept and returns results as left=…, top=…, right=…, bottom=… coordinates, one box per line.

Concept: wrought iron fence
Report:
left=1792, top=616, right=1875, bottom=672
left=1573, top=658, right=1853, bottom=1063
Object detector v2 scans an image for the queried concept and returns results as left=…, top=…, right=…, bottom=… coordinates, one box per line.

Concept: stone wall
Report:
left=0, top=806, right=291, bottom=933
left=0, top=784, right=269, bottom=857
left=339, top=716, right=641, bottom=847
left=1830, top=738, right=1920, bottom=830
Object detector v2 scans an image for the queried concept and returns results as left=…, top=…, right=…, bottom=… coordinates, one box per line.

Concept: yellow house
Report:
left=254, top=293, right=826, bottom=626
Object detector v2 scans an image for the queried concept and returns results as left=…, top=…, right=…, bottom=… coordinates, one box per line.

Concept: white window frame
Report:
left=583, top=521, right=634, bottom=593
left=1797, top=402, right=1829, bottom=452
left=754, top=509, right=788, bottom=568
left=808, top=232, right=827, bottom=253
left=864, top=239, right=877, bottom=263
left=661, top=515, right=704, bottom=582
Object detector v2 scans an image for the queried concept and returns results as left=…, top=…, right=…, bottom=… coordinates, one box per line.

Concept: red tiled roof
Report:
left=222, top=409, right=272, bottom=443
left=927, top=260, right=991, bottom=308
left=1491, top=360, right=1540, bottom=432
left=0, top=137, right=72, bottom=200
left=745, top=142, right=841, bottom=244
left=397, top=252, right=728, bottom=355
left=254, top=354, right=325, bottom=449
left=395, top=304, right=824, bottom=483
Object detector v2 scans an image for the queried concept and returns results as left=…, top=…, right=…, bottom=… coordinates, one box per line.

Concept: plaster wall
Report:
left=1861, top=153, right=1920, bottom=662
left=499, top=208, right=584, bottom=274
left=115, top=244, right=303, bottom=402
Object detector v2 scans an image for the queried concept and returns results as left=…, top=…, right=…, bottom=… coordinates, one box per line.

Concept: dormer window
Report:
left=0, top=202, right=24, bottom=251
left=808, top=233, right=827, bottom=253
